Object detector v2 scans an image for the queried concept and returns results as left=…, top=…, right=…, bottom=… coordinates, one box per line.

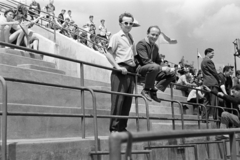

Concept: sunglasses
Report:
left=122, top=22, right=133, bottom=26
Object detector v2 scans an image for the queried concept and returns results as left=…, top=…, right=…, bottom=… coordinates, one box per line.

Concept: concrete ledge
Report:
left=18, top=64, right=65, bottom=75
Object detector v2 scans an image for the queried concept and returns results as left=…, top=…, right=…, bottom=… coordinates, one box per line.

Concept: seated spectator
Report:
left=194, top=70, right=203, bottom=86
left=136, top=25, right=176, bottom=102
left=89, top=24, right=95, bottom=35
left=0, top=9, right=25, bottom=48
left=163, top=60, right=169, bottom=66
left=59, top=17, right=71, bottom=37
left=94, top=37, right=104, bottom=54
left=98, top=19, right=107, bottom=39
left=79, top=31, right=87, bottom=45
left=11, top=15, right=44, bottom=57
left=29, top=0, right=41, bottom=20
left=83, top=15, right=95, bottom=34
left=204, top=85, right=240, bottom=139
left=64, top=10, right=74, bottom=23
left=57, top=9, right=65, bottom=24
left=87, top=34, right=97, bottom=50
left=176, top=68, right=196, bottom=96
left=187, top=86, right=205, bottom=115
left=233, top=70, right=240, bottom=86
left=43, top=0, right=55, bottom=26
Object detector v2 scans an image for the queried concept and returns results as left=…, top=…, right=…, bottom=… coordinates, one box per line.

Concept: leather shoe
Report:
left=150, top=91, right=161, bottom=103
left=141, top=89, right=152, bottom=101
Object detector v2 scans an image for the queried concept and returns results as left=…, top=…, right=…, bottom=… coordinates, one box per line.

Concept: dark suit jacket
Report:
left=201, top=57, right=220, bottom=87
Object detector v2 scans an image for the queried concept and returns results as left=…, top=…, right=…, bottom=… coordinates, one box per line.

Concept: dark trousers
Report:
left=202, top=86, right=219, bottom=120
left=138, top=63, right=175, bottom=91
left=109, top=65, right=135, bottom=132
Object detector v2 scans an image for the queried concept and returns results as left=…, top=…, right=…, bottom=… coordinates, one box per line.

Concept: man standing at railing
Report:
left=104, top=12, right=136, bottom=133
left=135, top=26, right=175, bottom=101
left=201, top=48, right=221, bottom=122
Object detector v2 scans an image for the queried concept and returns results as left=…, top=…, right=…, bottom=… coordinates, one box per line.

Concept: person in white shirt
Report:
left=187, top=86, right=205, bottom=115
left=98, top=19, right=107, bottom=39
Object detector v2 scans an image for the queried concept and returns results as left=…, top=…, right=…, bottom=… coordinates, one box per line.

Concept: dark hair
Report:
left=174, top=64, right=178, bottom=68
left=4, top=9, right=14, bottom=18
left=68, top=10, right=71, bottom=12
left=163, top=60, right=168, bottom=63
left=204, top=48, right=214, bottom=55
left=119, top=12, right=134, bottom=23
left=89, top=15, right=93, bottom=18
left=100, top=19, right=105, bottom=22
left=223, top=66, right=231, bottom=73
left=236, top=70, right=240, bottom=76
left=147, top=25, right=161, bottom=34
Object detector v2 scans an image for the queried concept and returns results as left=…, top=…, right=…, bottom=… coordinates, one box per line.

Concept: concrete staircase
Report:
left=0, top=48, right=223, bottom=160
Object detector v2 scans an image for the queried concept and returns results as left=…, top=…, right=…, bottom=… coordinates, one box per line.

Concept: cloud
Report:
left=166, top=0, right=216, bottom=24
left=192, top=3, right=240, bottom=42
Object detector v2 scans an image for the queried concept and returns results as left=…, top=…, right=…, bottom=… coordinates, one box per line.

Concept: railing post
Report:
left=170, top=83, right=175, bottom=130
left=196, top=89, right=200, bottom=129
left=0, top=76, right=7, bottom=160
left=109, top=133, right=124, bottom=160
left=80, top=63, right=86, bottom=138
left=134, top=75, right=140, bottom=132
left=229, top=133, right=237, bottom=160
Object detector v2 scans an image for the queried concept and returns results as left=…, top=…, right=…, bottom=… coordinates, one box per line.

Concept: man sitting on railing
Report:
left=204, top=85, right=240, bottom=139
left=136, top=26, right=175, bottom=102
left=104, top=12, right=136, bottom=132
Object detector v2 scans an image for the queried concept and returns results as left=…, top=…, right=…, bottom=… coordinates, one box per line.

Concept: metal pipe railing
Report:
left=109, top=128, right=240, bottom=160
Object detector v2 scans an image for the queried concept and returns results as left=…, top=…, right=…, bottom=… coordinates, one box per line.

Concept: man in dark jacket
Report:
left=58, top=9, right=66, bottom=24
left=201, top=48, right=221, bottom=121
left=204, top=84, right=240, bottom=139
left=136, top=26, right=175, bottom=101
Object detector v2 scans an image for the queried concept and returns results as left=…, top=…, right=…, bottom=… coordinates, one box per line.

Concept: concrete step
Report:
left=0, top=64, right=110, bottom=88
left=0, top=103, right=203, bottom=139
left=0, top=52, right=56, bottom=68
left=17, top=64, right=65, bottom=75
left=2, top=135, right=224, bottom=160
left=0, top=48, right=42, bottom=60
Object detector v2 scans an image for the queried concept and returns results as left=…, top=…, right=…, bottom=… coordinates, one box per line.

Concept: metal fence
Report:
left=0, top=41, right=239, bottom=160
left=109, top=128, right=240, bottom=160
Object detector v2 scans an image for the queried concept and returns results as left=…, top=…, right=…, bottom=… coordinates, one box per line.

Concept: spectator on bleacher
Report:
left=204, top=85, right=240, bottom=139
left=136, top=26, right=175, bottom=102
left=65, top=10, right=74, bottom=23
left=89, top=24, right=95, bottom=35
left=233, top=70, right=240, bottom=86
left=194, top=70, right=203, bottom=86
left=79, top=31, right=87, bottom=45
left=16, top=3, right=28, bottom=20
left=0, top=9, right=25, bottom=48
left=98, top=19, right=107, bottom=39
left=87, top=34, right=96, bottom=49
left=163, top=60, right=168, bottom=66
left=187, top=86, right=205, bottom=115
left=104, top=12, right=136, bottom=132
left=219, top=66, right=232, bottom=95
left=201, top=48, right=221, bottom=122
left=57, top=9, right=65, bottom=25
left=83, top=15, right=96, bottom=34
left=29, top=0, right=41, bottom=20
left=226, top=66, right=234, bottom=95
left=43, top=0, right=55, bottom=27
left=176, top=68, right=196, bottom=96
left=59, top=17, right=71, bottom=37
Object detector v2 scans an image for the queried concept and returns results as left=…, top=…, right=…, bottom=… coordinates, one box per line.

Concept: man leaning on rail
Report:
left=135, top=26, right=176, bottom=102
left=104, top=12, right=136, bottom=133
left=204, top=85, right=240, bottom=139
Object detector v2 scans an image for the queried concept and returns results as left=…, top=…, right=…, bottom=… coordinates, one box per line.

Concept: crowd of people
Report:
left=0, top=0, right=111, bottom=56
left=1, top=1, right=240, bottom=140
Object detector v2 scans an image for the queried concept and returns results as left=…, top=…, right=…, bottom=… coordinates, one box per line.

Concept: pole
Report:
left=197, top=48, right=199, bottom=73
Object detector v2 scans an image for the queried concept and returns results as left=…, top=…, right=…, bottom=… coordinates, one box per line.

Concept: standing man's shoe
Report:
left=141, top=89, right=152, bottom=101
left=150, top=91, right=161, bottom=103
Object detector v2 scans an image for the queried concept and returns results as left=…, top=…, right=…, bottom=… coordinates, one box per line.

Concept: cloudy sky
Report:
left=2, top=0, right=240, bottom=70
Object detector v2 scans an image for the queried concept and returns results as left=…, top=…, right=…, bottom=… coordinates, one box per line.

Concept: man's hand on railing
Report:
left=217, top=92, right=224, bottom=97
left=116, top=66, right=128, bottom=75
left=203, top=85, right=211, bottom=92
